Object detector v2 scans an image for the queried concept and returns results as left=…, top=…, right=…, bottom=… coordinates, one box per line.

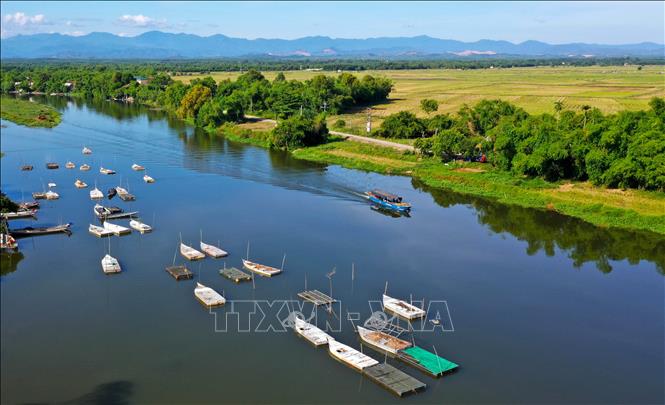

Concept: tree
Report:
left=177, top=84, right=212, bottom=119
left=377, top=111, right=426, bottom=139
left=420, top=99, right=439, bottom=115
left=269, top=114, right=328, bottom=150
left=554, top=100, right=564, bottom=116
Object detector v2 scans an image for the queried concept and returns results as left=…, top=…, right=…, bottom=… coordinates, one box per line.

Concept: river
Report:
left=1, top=97, right=663, bottom=404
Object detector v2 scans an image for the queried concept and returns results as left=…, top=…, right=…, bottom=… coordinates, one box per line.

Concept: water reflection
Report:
left=0, top=252, right=24, bottom=276
left=413, top=179, right=665, bottom=274
left=63, top=380, right=134, bottom=405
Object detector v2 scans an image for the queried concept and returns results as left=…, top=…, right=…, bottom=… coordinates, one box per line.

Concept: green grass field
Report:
left=0, top=97, right=61, bottom=128
left=173, top=65, right=665, bottom=134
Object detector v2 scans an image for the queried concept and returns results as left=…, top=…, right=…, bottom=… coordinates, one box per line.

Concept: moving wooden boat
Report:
left=327, top=339, right=379, bottom=371
left=365, top=190, right=411, bottom=213
left=242, top=258, right=282, bottom=277
left=200, top=241, right=228, bottom=258
left=180, top=243, right=205, bottom=260
left=82, top=146, right=92, bottom=155
left=131, top=163, right=145, bottom=171
left=115, top=186, right=135, bottom=201
left=90, top=187, right=103, bottom=200
left=11, top=223, right=72, bottom=237
left=93, top=204, right=138, bottom=219
left=65, top=161, right=75, bottom=169
left=143, top=174, right=155, bottom=183
left=102, top=221, right=131, bottom=235
left=1, top=209, right=37, bottom=220
left=20, top=165, right=33, bottom=171
left=382, top=294, right=426, bottom=320
left=18, top=201, right=39, bottom=210
left=294, top=317, right=331, bottom=346
left=107, top=188, right=117, bottom=199
left=129, top=219, right=152, bottom=233
left=100, top=167, right=116, bottom=175
left=1, top=233, right=18, bottom=250
left=46, top=162, right=59, bottom=170
left=45, top=190, right=59, bottom=200
left=357, top=326, right=412, bottom=355
left=101, top=254, right=121, bottom=274
left=89, top=224, right=113, bottom=237
left=80, top=164, right=91, bottom=171
left=194, top=282, right=225, bottom=307
left=75, top=179, right=88, bottom=189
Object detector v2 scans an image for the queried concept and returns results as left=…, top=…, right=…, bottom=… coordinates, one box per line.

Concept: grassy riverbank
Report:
left=220, top=127, right=665, bottom=235
left=0, top=97, right=61, bottom=128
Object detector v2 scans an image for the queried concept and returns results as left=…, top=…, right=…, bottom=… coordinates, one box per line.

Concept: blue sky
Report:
left=1, top=1, right=663, bottom=44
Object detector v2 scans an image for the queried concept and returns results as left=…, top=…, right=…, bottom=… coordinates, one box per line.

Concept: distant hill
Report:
left=1, top=31, right=663, bottom=59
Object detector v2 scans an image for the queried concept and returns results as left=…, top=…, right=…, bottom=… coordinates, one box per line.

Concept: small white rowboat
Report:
left=129, top=219, right=152, bottom=233
left=242, top=259, right=282, bottom=277
left=143, top=174, right=155, bottom=183
left=382, top=294, right=426, bottom=320
left=89, top=224, right=113, bottom=237
left=194, top=282, right=226, bottom=307
left=75, top=179, right=88, bottom=189
left=327, top=339, right=379, bottom=371
left=131, top=163, right=145, bottom=171
left=294, top=317, right=331, bottom=346
left=200, top=241, right=228, bottom=258
left=180, top=243, right=205, bottom=260
left=90, top=187, right=103, bottom=199
left=103, top=221, right=131, bottom=235
left=101, top=254, right=121, bottom=274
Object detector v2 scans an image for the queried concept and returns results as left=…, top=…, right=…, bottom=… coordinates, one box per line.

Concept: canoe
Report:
left=0, top=233, right=18, bottom=250
left=180, top=243, right=205, bottom=260
left=75, top=179, right=88, bottom=188
left=194, top=282, right=226, bottom=307
left=102, top=221, right=131, bottom=235
left=131, top=163, right=145, bottom=171
left=45, top=190, right=59, bottom=200
left=143, top=174, right=155, bottom=183
left=242, top=258, right=281, bottom=277
left=82, top=146, right=92, bottom=155
left=89, top=224, right=113, bottom=237
left=11, top=223, right=72, bottom=237
left=357, top=326, right=412, bottom=355
left=46, top=163, right=59, bottom=170
left=382, top=294, right=426, bottom=320
left=80, top=164, right=91, bottom=171
left=129, top=219, right=152, bottom=233
left=200, top=241, right=228, bottom=258
left=293, top=317, right=331, bottom=346
left=65, top=161, right=75, bottom=169
left=1, top=209, right=37, bottom=220
left=327, top=339, right=379, bottom=371
left=21, top=165, right=33, bottom=171
left=101, top=254, right=121, bottom=274
left=90, top=187, right=104, bottom=199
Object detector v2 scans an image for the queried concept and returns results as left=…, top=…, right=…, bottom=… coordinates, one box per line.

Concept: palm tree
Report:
left=581, top=104, right=591, bottom=128
left=554, top=100, right=564, bottom=117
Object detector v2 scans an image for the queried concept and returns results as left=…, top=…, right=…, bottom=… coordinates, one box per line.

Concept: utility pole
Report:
left=321, top=100, right=328, bottom=113
left=366, top=107, right=372, bottom=133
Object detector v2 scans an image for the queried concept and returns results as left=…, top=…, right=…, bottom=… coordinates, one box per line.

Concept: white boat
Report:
left=1, top=210, right=37, bottom=220
left=75, top=179, right=88, bottom=188
left=103, top=221, right=131, bottom=235
left=200, top=241, right=228, bottom=258
left=327, top=339, right=379, bottom=371
left=357, top=326, right=412, bottom=355
left=90, top=187, right=103, bottom=199
left=101, top=254, right=121, bottom=273
left=89, top=224, right=113, bottom=237
left=382, top=294, right=426, bottom=320
left=194, top=282, right=226, bottom=307
left=180, top=243, right=205, bottom=260
left=45, top=190, right=59, bottom=200
left=94, top=204, right=138, bottom=219
left=293, top=317, right=331, bottom=346
left=100, top=167, right=116, bottom=175
left=143, top=174, right=155, bottom=183
left=80, top=164, right=91, bottom=171
left=129, top=219, right=152, bottom=233
left=65, top=161, right=75, bottom=169
left=82, top=146, right=92, bottom=155
left=131, top=163, right=145, bottom=171
left=48, top=182, right=56, bottom=188
left=242, top=258, right=282, bottom=277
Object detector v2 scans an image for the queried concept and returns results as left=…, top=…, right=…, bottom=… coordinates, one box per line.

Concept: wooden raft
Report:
left=166, top=265, right=193, bottom=280
left=298, top=290, right=336, bottom=306
left=363, top=363, right=426, bottom=397
left=220, top=267, right=252, bottom=283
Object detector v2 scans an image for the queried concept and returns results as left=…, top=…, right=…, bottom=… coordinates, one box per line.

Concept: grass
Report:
left=173, top=65, right=665, bottom=134
left=0, top=96, right=61, bottom=128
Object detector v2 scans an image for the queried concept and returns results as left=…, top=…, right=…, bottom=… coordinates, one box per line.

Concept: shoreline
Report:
left=0, top=97, right=61, bottom=128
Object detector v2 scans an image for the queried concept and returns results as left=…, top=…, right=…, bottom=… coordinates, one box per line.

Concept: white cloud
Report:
left=64, top=31, right=86, bottom=37
left=3, top=12, right=46, bottom=26
left=118, top=14, right=164, bottom=28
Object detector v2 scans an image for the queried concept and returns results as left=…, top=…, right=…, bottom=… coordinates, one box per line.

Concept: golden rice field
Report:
left=173, top=65, right=665, bottom=133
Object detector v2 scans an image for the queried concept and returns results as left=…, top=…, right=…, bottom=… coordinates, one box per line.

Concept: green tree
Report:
left=420, top=99, right=439, bottom=115
left=269, top=114, right=329, bottom=150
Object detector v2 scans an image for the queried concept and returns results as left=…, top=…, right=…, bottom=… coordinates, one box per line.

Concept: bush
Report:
left=269, top=114, right=329, bottom=150
left=377, top=111, right=426, bottom=139
left=333, top=119, right=346, bottom=129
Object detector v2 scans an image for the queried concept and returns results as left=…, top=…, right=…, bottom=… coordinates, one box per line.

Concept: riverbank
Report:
left=0, top=97, right=61, bottom=128
left=220, top=127, right=665, bottom=235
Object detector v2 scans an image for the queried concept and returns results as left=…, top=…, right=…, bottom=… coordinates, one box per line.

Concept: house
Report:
left=135, top=76, right=150, bottom=85
left=64, top=81, right=74, bottom=90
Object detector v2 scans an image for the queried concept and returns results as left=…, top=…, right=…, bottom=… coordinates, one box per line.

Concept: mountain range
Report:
left=2, top=31, right=663, bottom=59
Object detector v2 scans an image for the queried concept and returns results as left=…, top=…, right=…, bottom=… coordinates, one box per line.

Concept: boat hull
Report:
left=367, top=195, right=411, bottom=212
